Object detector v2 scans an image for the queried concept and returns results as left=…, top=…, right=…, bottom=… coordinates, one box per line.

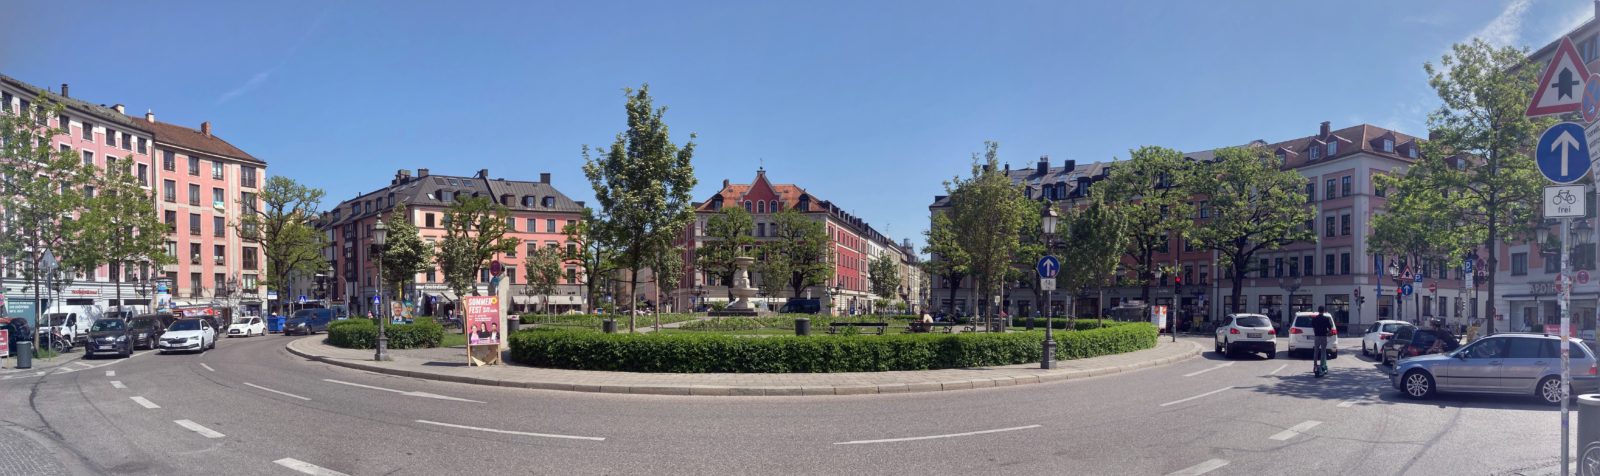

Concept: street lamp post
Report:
left=1278, top=277, right=1302, bottom=332
left=373, top=219, right=390, bottom=362
left=1388, top=261, right=1405, bottom=323
left=1040, top=203, right=1059, bottom=369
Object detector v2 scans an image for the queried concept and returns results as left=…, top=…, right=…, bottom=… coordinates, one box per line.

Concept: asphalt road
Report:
left=0, top=335, right=1577, bottom=475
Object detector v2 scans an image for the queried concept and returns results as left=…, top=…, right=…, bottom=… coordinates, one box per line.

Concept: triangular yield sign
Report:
left=1527, top=36, right=1592, bottom=117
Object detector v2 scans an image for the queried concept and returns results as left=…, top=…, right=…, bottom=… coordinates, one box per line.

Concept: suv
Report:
left=1393, top=333, right=1599, bottom=404
left=1381, top=326, right=1460, bottom=367
left=1285, top=312, right=1339, bottom=359
left=127, top=313, right=175, bottom=350
left=1362, top=320, right=1411, bottom=358
left=1215, top=313, right=1277, bottom=358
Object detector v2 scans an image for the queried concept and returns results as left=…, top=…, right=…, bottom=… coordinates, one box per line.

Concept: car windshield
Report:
left=168, top=320, right=201, bottom=331
left=1381, top=323, right=1406, bottom=333
left=234, top=318, right=255, bottom=325
left=45, top=313, right=69, bottom=326
left=91, top=320, right=124, bottom=332
left=1235, top=316, right=1270, bottom=327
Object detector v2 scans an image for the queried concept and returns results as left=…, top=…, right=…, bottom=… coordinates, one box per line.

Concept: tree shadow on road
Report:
left=1247, top=366, right=1377, bottom=402
left=1246, top=361, right=1561, bottom=412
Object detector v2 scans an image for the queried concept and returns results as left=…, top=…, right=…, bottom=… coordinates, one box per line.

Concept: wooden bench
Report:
left=826, top=322, right=889, bottom=335
left=905, top=321, right=956, bottom=333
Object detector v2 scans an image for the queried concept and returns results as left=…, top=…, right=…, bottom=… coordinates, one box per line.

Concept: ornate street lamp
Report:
left=1388, top=260, right=1405, bottom=322
left=372, top=219, right=390, bottom=361
left=1040, top=202, right=1059, bottom=369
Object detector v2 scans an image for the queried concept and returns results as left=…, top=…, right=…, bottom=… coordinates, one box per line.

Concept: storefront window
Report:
left=1378, top=295, right=1393, bottom=319
left=1325, top=294, right=1351, bottom=326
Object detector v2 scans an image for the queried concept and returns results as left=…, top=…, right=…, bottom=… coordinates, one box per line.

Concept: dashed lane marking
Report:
left=1183, top=362, right=1234, bottom=377
left=110, top=381, right=126, bottom=389
left=831, top=424, right=1041, bottom=445
left=244, top=382, right=311, bottom=401
left=273, top=458, right=350, bottom=476
left=322, top=379, right=484, bottom=403
left=130, top=396, right=160, bottom=409
left=105, top=370, right=115, bottom=377
left=174, top=420, right=225, bottom=439
left=199, top=363, right=215, bottom=372
left=1268, top=420, right=1323, bottom=441
left=1160, top=387, right=1233, bottom=407
left=73, top=361, right=95, bottom=368
left=1167, top=459, right=1229, bottom=476
left=1268, top=364, right=1287, bottom=376
left=415, top=420, right=606, bottom=442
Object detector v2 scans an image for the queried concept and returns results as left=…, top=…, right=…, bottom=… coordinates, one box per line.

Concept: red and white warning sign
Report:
left=1527, top=37, right=1591, bottom=118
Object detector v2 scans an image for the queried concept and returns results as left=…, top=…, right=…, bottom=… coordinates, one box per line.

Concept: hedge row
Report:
left=1006, top=317, right=1131, bottom=331
left=326, top=318, right=446, bottom=349
left=508, top=322, right=1158, bottom=373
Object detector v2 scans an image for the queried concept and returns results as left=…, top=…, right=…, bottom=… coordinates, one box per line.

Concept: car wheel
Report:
left=1215, top=339, right=1223, bottom=354
left=1538, top=376, right=1567, bottom=405
left=1362, top=343, right=1369, bottom=357
left=1267, top=348, right=1277, bottom=359
left=1402, top=370, right=1435, bottom=399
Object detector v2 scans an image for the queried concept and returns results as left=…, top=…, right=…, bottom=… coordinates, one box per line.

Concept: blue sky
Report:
left=0, top=0, right=1590, bottom=244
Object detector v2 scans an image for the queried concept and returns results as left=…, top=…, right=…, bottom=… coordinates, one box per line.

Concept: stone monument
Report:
left=709, top=256, right=760, bottom=316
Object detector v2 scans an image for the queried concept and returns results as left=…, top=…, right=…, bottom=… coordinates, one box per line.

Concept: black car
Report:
left=284, top=308, right=335, bottom=335
left=85, top=318, right=134, bottom=359
left=1382, top=326, right=1461, bottom=366
left=777, top=299, right=823, bottom=314
left=128, top=313, right=176, bottom=350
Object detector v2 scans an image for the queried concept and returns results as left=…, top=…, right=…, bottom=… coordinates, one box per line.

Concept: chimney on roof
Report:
left=722, top=179, right=730, bottom=188
left=1063, top=159, right=1076, bottom=173
left=144, top=110, right=155, bottom=123
left=1037, top=155, right=1049, bottom=175
left=1319, top=121, right=1331, bottom=138
left=539, top=172, right=551, bottom=184
left=113, top=104, right=125, bottom=114
left=60, top=83, right=69, bottom=98
left=417, top=168, right=429, bottom=177
left=1003, top=162, right=1010, bottom=174
left=477, top=168, right=489, bottom=179
left=201, top=121, right=211, bottom=137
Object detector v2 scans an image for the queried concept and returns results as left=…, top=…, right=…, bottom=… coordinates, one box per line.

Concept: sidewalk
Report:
left=286, top=337, right=1202, bottom=397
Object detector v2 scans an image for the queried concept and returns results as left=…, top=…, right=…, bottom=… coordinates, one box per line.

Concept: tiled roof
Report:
left=323, top=172, right=584, bottom=227
left=1268, top=124, right=1421, bottom=168
left=0, top=74, right=150, bottom=132
left=138, top=118, right=264, bottom=165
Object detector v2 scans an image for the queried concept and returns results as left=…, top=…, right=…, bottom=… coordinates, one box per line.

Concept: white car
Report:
left=1285, top=311, right=1339, bottom=359
left=157, top=318, right=215, bottom=354
left=1214, top=313, right=1277, bottom=358
left=227, top=317, right=266, bottom=338
left=1360, top=320, right=1411, bottom=358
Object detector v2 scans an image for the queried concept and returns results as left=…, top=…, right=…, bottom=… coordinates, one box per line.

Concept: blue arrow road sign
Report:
left=1401, top=284, right=1414, bottom=296
left=1037, top=255, right=1060, bottom=278
left=1536, top=122, right=1591, bottom=183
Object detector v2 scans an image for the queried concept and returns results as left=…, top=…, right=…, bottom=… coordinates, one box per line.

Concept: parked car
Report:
left=1392, top=333, right=1599, bottom=404
left=1214, top=313, right=1277, bottom=359
left=157, top=318, right=215, bottom=354
left=777, top=299, right=823, bottom=314
left=283, top=308, right=335, bottom=336
left=227, top=316, right=266, bottom=338
left=1362, top=320, right=1412, bottom=358
left=84, top=318, right=134, bottom=359
left=1284, top=312, right=1339, bottom=359
left=127, top=313, right=175, bottom=350
left=1381, top=326, right=1461, bottom=367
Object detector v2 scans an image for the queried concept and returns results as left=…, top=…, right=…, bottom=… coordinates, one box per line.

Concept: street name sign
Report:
left=1545, top=185, right=1587, bottom=218
left=1036, top=256, right=1060, bottom=279
left=1527, top=37, right=1590, bottom=117
left=1538, top=122, right=1592, bottom=184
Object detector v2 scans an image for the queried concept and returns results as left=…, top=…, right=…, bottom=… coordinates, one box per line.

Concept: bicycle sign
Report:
left=1546, top=185, right=1587, bottom=218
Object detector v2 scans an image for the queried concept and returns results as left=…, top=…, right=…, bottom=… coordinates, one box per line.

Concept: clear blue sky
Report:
left=1, top=0, right=1588, bottom=244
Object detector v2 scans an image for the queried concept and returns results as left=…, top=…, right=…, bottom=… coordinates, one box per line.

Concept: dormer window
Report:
left=1407, top=147, right=1418, bottom=159
left=542, top=196, right=555, bottom=207
left=712, top=196, right=724, bottom=210
left=1382, top=139, right=1394, bottom=152
left=1326, top=142, right=1338, bottom=156
left=1309, top=145, right=1322, bottom=160
left=1276, top=150, right=1286, bottom=162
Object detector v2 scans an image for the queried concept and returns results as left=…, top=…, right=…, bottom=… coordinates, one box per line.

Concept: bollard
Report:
left=14, top=341, right=31, bottom=369
left=795, top=318, right=811, bottom=336
left=1580, top=394, right=1600, bottom=476
left=602, top=319, right=617, bottom=334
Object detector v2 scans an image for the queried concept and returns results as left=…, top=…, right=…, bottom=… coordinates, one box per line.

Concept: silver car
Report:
left=1392, top=333, right=1599, bottom=404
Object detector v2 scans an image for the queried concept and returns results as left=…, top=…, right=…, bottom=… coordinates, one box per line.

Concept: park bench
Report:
left=826, top=322, right=888, bottom=335
left=905, top=321, right=956, bottom=333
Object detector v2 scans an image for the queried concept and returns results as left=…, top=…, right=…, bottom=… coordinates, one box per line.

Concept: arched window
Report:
left=744, top=201, right=752, bottom=212
left=757, top=201, right=766, bottom=213
left=770, top=200, right=779, bottom=212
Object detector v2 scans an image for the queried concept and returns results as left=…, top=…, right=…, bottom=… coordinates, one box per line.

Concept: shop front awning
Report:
left=430, top=291, right=459, bottom=302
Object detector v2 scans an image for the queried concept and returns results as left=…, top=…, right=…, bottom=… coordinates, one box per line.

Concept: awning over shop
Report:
left=430, top=291, right=459, bottom=303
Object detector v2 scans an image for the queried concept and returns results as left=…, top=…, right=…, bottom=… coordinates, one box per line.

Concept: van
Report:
left=42, top=312, right=94, bottom=344
left=778, top=299, right=822, bottom=314
left=284, top=308, right=335, bottom=335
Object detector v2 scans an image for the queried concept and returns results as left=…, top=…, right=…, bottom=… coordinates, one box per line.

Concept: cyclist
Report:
left=1311, top=306, right=1335, bottom=376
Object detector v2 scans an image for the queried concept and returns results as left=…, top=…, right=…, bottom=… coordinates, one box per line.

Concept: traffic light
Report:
left=1174, top=275, right=1182, bottom=285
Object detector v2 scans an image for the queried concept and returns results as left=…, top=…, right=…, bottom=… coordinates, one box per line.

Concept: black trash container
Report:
left=507, top=317, right=521, bottom=334
left=14, top=341, right=31, bottom=369
left=795, top=318, right=811, bottom=336
left=602, top=319, right=617, bottom=334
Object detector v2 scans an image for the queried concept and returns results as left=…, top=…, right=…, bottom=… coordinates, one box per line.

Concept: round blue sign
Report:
left=1401, top=284, right=1414, bottom=296
left=1584, top=73, right=1600, bottom=124
left=1536, top=122, right=1592, bottom=184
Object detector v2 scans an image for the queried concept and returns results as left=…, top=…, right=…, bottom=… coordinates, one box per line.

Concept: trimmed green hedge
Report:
left=1007, top=317, right=1129, bottom=331
left=508, top=322, right=1158, bottom=373
left=326, top=318, right=445, bottom=349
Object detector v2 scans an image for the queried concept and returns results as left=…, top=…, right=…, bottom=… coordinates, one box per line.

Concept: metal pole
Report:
left=375, top=250, right=389, bottom=362
left=1561, top=218, right=1573, bottom=476
left=1042, top=231, right=1057, bottom=369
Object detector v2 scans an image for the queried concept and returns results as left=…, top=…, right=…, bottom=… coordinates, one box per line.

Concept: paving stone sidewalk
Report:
left=286, top=337, right=1201, bottom=397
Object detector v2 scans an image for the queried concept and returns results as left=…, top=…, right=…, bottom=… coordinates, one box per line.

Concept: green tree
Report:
left=944, top=142, right=1034, bottom=329
left=1371, top=170, right=1479, bottom=321
left=236, top=176, right=326, bottom=314
left=922, top=212, right=969, bottom=317
left=868, top=252, right=902, bottom=301
left=696, top=206, right=754, bottom=300
left=380, top=204, right=433, bottom=303
left=1099, top=145, right=1196, bottom=302
left=645, top=244, right=684, bottom=328
left=79, top=159, right=174, bottom=314
left=1057, top=193, right=1132, bottom=323
left=765, top=208, right=833, bottom=299
left=435, top=195, right=520, bottom=296
left=0, top=94, right=94, bottom=333
left=523, top=245, right=563, bottom=314
left=582, top=85, right=697, bottom=332
left=563, top=209, right=614, bottom=314
left=1419, top=39, right=1549, bottom=335
left=1187, top=146, right=1315, bottom=315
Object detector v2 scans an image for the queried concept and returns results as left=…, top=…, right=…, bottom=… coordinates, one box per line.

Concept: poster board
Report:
left=0, top=329, right=8, bottom=358
left=1151, top=305, right=1168, bottom=331
left=465, top=295, right=502, bottom=366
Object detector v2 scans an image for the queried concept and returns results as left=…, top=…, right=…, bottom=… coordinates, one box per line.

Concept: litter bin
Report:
left=795, top=318, right=811, bottom=336
left=266, top=316, right=286, bottom=333
left=602, top=319, right=617, bottom=334
left=14, top=341, right=31, bottom=369
left=507, top=317, right=521, bottom=333
left=1580, top=394, right=1600, bottom=476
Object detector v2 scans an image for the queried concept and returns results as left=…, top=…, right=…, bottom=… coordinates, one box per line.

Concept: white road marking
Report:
left=1268, top=364, right=1287, bottom=376
left=199, top=363, right=215, bottom=372
left=110, top=381, right=126, bottom=389
left=1183, top=362, right=1234, bottom=377
left=129, top=396, right=160, bottom=409
left=322, top=379, right=484, bottom=403
left=244, top=382, right=311, bottom=401
left=1269, top=420, right=1323, bottom=441
left=832, top=424, right=1040, bottom=445
left=1338, top=399, right=1361, bottom=408
left=55, top=367, right=77, bottom=373
left=174, top=419, right=225, bottom=439
left=273, top=458, right=350, bottom=476
left=73, top=361, right=95, bottom=368
left=1160, top=387, right=1233, bottom=407
left=105, top=370, right=115, bottom=377
left=415, top=419, right=606, bottom=442
left=1167, top=459, right=1229, bottom=476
